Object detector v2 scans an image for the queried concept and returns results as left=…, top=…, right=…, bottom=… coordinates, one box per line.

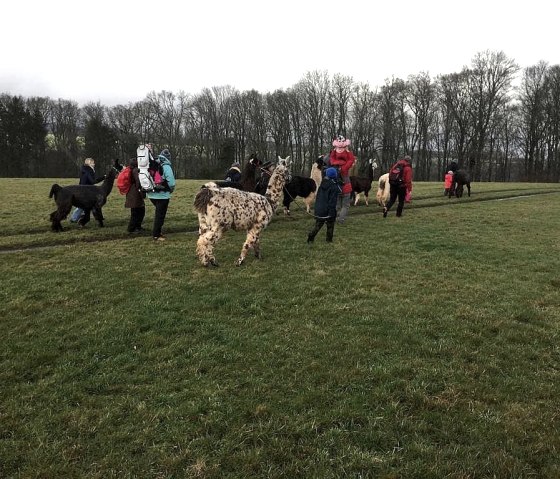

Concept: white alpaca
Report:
left=376, top=173, right=390, bottom=208
left=310, top=157, right=324, bottom=192
left=194, top=156, right=291, bottom=267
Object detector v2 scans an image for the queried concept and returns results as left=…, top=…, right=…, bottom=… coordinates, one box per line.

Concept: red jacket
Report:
left=329, top=149, right=356, bottom=194
left=389, top=159, right=413, bottom=192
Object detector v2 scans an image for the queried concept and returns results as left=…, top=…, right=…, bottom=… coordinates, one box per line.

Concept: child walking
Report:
left=444, top=170, right=454, bottom=196
left=307, top=167, right=341, bottom=243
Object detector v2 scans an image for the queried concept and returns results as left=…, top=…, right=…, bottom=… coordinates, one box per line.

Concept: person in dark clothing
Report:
left=225, top=162, right=242, bottom=183
left=307, top=167, right=341, bottom=243
left=124, top=158, right=145, bottom=233
left=383, top=155, right=413, bottom=218
left=70, top=157, right=105, bottom=222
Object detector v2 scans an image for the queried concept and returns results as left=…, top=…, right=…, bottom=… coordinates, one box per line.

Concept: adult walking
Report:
left=146, top=149, right=176, bottom=241
left=383, top=155, right=413, bottom=218
left=69, top=157, right=105, bottom=222
left=124, top=158, right=145, bottom=233
left=329, top=135, right=355, bottom=224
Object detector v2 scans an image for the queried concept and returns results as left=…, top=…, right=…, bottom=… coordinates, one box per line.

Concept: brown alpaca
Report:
left=194, top=156, right=291, bottom=267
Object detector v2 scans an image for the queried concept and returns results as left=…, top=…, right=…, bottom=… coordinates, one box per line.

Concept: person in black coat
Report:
left=70, top=157, right=105, bottom=222
left=307, top=167, right=341, bottom=243
left=224, top=162, right=242, bottom=183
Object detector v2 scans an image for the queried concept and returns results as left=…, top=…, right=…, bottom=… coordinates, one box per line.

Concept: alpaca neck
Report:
left=265, top=167, right=286, bottom=210
left=102, top=170, right=116, bottom=194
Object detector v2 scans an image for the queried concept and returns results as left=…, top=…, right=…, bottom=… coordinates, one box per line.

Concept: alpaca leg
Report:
left=236, top=227, right=261, bottom=266
left=365, top=192, right=369, bottom=206
left=354, top=193, right=360, bottom=206
left=305, top=193, right=315, bottom=213
left=50, top=210, right=64, bottom=232
left=467, top=183, right=471, bottom=196
left=79, top=209, right=92, bottom=226
left=196, top=229, right=223, bottom=267
left=92, top=207, right=104, bottom=227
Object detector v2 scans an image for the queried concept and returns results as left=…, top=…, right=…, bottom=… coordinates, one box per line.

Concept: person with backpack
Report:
left=307, top=167, right=341, bottom=243
left=383, top=155, right=413, bottom=218
left=146, top=149, right=176, bottom=241
left=69, top=157, right=105, bottom=222
left=123, top=158, right=145, bottom=233
left=329, top=135, right=356, bottom=225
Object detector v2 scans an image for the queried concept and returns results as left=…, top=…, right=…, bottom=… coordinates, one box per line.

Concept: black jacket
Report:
left=79, top=165, right=104, bottom=185
left=314, top=178, right=340, bottom=220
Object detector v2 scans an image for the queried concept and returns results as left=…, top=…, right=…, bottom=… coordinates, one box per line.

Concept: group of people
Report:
left=72, top=138, right=417, bottom=245
left=124, top=145, right=176, bottom=241
left=308, top=136, right=414, bottom=243
left=72, top=145, right=176, bottom=241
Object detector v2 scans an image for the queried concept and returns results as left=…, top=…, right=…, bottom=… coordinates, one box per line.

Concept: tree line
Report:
left=1, top=50, right=559, bottom=182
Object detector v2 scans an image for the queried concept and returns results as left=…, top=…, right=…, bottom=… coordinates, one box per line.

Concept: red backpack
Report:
left=117, top=166, right=132, bottom=195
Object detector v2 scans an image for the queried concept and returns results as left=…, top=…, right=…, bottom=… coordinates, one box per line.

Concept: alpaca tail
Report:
left=193, top=185, right=215, bottom=214
left=49, top=184, right=62, bottom=199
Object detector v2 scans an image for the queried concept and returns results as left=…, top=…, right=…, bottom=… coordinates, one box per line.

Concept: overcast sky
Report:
left=2, top=0, right=558, bottom=106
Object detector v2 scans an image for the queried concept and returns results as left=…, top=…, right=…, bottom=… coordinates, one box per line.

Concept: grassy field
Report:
left=1, top=178, right=560, bottom=478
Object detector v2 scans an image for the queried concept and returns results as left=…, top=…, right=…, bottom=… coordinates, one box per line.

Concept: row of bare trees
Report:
left=1, top=50, right=559, bottom=181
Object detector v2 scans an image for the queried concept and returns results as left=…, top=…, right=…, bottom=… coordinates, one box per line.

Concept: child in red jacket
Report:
left=444, top=171, right=454, bottom=196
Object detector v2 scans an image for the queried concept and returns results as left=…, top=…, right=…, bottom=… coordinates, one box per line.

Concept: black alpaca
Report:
left=450, top=169, right=471, bottom=198
left=282, top=176, right=317, bottom=215
left=49, top=159, right=122, bottom=232
left=213, top=154, right=263, bottom=192
left=350, top=158, right=376, bottom=206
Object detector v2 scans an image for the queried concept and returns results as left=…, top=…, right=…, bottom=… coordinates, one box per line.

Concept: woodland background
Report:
left=1, top=51, right=559, bottom=182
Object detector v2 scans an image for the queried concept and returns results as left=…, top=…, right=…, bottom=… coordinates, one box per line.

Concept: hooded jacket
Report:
left=389, top=158, right=413, bottom=192
left=146, top=154, right=176, bottom=200
left=314, top=177, right=341, bottom=220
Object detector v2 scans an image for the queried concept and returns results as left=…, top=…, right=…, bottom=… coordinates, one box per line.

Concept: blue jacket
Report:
left=146, top=155, right=176, bottom=200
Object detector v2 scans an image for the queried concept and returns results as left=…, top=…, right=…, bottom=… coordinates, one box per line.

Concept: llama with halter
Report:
left=350, top=159, right=377, bottom=206
left=282, top=175, right=316, bottom=215
left=49, top=159, right=122, bottom=232
left=375, top=172, right=390, bottom=208
left=194, top=156, right=291, bottom=267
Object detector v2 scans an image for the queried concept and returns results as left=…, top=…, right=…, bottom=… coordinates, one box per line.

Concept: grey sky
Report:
left=2, top=0, right=558, bottom=105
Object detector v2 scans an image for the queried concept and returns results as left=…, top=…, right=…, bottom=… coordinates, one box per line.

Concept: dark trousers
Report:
left=127, top=206, right=145, bottom=232
left=385, top=185, right=407, bottom=216
left=149, top=198, right=169, bottom=238
left=308, top=219, right=335, bottom=242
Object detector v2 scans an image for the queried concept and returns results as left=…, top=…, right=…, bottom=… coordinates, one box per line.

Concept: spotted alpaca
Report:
left=194, top=156, right=291, bottom=267
left=375, top=172, right=390, bottom=208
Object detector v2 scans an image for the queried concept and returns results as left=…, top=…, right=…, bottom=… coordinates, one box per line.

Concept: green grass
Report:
left=1, top=179, right=560, bottom=478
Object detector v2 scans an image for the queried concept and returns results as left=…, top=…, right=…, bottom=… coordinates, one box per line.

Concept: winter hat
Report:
left=325, top=167, right=338, bottom=179
left=447, top=170, right=453, bottom=175
left=332, top=135, right=351, bottom=149
left=231, top=161, right=240, bottom=168
left=160, top=149, right=171, bottom=161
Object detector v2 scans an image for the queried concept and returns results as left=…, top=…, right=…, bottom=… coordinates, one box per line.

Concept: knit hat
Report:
left=332, top=135, right=351, bottom=149
left=160, top=149, right=171, bottom=161
left=325, top=167, right=338, bottom=179
left=231, top=161, right=240, bottom=168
